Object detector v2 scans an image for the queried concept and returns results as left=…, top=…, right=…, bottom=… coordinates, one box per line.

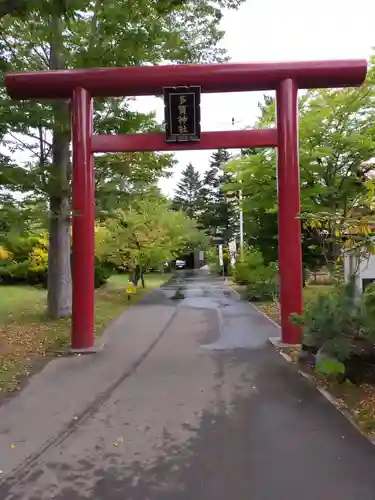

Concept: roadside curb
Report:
left=251, top=303, right=281, bottom=330
left=270, top=333, right=375, bottom=447
left=278, top=345, right=375, bottom=446
left=225, top=284, right=242, bottom=301
left=228, top=285, right=375, bottom=447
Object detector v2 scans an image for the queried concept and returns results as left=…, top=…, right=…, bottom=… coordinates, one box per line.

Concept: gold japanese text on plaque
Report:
left=163, top=86, right=201, bottom=143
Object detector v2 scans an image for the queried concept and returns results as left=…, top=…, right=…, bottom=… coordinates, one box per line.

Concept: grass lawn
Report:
left=302, top=284, right=335, bottom=303
left=0, top=272, right=171, bottom=395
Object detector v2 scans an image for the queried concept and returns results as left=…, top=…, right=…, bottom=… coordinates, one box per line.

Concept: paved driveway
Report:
left=1, top=270, right=375, bottom=499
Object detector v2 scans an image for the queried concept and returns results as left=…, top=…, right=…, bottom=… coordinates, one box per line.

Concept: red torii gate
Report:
left=5, top=59, right=367, bottom=349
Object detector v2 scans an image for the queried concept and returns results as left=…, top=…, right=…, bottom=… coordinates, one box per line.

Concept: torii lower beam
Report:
left=91, top=129, right=278, bottom=153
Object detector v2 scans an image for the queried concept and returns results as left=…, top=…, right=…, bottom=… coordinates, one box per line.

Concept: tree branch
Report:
left=32, top=47, right=50, bottom=68
left=0, top=33, right=19, bottom=61
left=7, top=131, right=43, bottom=158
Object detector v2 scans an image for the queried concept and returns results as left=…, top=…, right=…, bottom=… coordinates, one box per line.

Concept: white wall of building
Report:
left=344, top=253, right=375, bottom=293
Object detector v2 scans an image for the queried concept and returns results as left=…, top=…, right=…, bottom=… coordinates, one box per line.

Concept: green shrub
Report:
left=232, top=261, right=251, bottom=284
left=364, top=282, right=375, bottom=317
left=291, top=281, right=375, bottom=361
left=205, top=246, right=219, bottom=265
left=0, top=261, right=47, bottom=286
left=94, top=258, right=112, bottom=288
left=232, top=248, right=278, bottom=301
left=314, top=355, right=346, bottom=377
left=232, top=248, right=265, bottom=285
left=5, top=234, right=46, bottom=263
left=0, top=263, right=12, bottom=284
left=0, top=259, right=110, bottom=289
left=245, top=262, right=278, bottom=301
left=0, top=234, right=49, bottom=287
left=0, top=233, right=112, bottom=289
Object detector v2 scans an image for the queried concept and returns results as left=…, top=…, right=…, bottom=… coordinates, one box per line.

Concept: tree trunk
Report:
left=47, top=6, right=72, bottom=319
left=132, top=265, right=141, bottom=287
left=48, top=194, right=72, bottom=318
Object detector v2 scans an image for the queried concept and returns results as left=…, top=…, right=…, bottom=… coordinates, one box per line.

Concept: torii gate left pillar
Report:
left=71, top=88, right=95, bottom=349
left=5, top=59, right=367, bottom=350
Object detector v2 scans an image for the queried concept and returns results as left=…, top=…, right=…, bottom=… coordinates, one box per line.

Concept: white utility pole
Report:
left=239, top=187, right=244, bottom=259
left=232, top=116, right=245, bottom=260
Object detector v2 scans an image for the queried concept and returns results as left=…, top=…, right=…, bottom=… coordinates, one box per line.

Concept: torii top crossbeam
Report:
left=5, top=59, right=367, bottom=99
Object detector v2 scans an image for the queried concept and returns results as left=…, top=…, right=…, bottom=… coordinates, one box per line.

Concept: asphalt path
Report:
left=1, top=270, right=375, bottom=499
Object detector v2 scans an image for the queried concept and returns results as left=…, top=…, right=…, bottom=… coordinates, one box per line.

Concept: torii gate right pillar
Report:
left=276, top=78, right=302, bottom=344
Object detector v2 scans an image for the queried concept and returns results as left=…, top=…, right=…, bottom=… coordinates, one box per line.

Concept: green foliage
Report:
left=232, top=247, right=264, bottom=284
left=0, top=193, right=48, bottom=243
left=199, top=149, right=237, bottom=243
left=0, top=261, right=24, bottom=283
left=0, top=232, right=111, bottom=288
left=205, top=246, right=221, bottom=275
left=172, top=163, right=203, bottom=219
left=301, top=211, right=375, bottom=274
left=0, top=260, right=47, bottom=286
left=0, top=233, right=48, bottom=286
left=364, top=282, right=375, bottom=317
left=314, top=356, right=345, bottom=377
left=94, top=153, right=176, bottom=219
left=226, top=60, right=375, bottom=271
left=0, top=0, right=245, bottom=317
left=98, top=196, right=208, bottom=273
left=205, top=246, right=218, bottom=265
left=291, top=281, right=375, bottom=361
left=4, top=233, right=47, bottom=262
left=171, top=150, right=238, bottom=245
left=232, top=248, right=278, bottom=301
left=244, top=262, right=278, bottom=302
left=226, top=148, right=277, bottom=262
left=94, top=258, right=112, bottom=289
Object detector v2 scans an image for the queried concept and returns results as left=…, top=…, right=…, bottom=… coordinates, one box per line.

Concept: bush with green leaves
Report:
left=94, top=258, right=113, bottom=289
left=0, top=233, right=112, bottom=289
left=364, top=282, right=375, bottom=318
left=0, top=234, right=49, bottom=286
left=291, top=280, right=375, bottom=362
left=245, top=261, right=279, bottom=302
left=232, top=248, right=278, bottom=301
left=232, top=247, right=264, bottom=285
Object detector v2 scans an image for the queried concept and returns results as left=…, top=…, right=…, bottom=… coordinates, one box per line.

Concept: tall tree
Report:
left=0, top=0, right=245, bottom=318
left=227, top=60, right=375, bottom=271
left=200, top=149, right=237, bottom=243
left=96, top=195, right=208, bottom=280
left=172, top=162, right=202, bottom=218
left=226, top=147, right=278, bottom=262
left=94, top=152, right=175, bottom=218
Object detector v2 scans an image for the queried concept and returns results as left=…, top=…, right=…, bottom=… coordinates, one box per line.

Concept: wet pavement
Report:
left=1, top=270, right=375, bottom=499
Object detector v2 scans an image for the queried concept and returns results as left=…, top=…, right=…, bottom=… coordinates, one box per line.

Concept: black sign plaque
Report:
left=163, top=86, right=201, bottom=143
